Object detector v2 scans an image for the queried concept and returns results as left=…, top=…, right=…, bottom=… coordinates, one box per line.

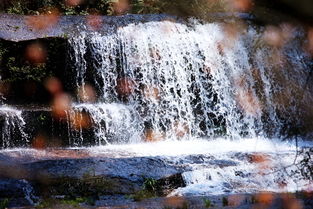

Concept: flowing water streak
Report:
left=68, top=20, right=311, bottom=143
left=66, top=103, right=142, bottom=145
left=0, top=106, right=28, bottom=148
left=68, top=32, right=88, bottom=100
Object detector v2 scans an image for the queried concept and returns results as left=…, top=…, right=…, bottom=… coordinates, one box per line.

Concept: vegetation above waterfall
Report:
left=1, top=0, right=313, bottom=24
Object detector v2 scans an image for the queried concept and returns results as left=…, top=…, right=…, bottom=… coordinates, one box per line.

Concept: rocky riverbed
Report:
left=0, top=138, right=312, bottom=208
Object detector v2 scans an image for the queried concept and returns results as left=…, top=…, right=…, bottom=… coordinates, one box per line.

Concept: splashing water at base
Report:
left=1, top=137, right=312, bottom=196
left=87, top=137, right=313, bottom=196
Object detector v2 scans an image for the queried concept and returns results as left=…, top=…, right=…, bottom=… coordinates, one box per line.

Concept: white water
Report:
left=65, top=21, right=312, bottom=195
left=89, top=138, right=303, bottom=156
left=86, top=138, right=312, bottom=195
left=1, top=137, right=312, bottom=195
left=66, top=103, right=142, bottom=145
left=0, top=106, right=28, bottom=148
left=66, top=20, right=313, bottom=195
left=68, top=20, right=311, bottom=144
left=0, top=19, right=312, bottom=196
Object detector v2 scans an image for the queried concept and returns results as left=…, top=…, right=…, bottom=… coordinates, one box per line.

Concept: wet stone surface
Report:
left=0, top=14, right=176, bottom=42
left=0, top=145, right=311, bottom=208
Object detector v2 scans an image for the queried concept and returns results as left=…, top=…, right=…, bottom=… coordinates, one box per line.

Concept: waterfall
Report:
left=0, top=106, right=28, bottom=148
left=68, top=20, right=312, bottom=144
left=0, top=19, right=311, bottom=148
left=66, top=103, right=142, bottom=145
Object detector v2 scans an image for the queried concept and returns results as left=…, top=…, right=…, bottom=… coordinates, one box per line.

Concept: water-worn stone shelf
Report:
left=0, top=107, right=103, bottom=148
left=0, top=14, right=177, bottom=42
left=0, top=146, right=311, bottom=208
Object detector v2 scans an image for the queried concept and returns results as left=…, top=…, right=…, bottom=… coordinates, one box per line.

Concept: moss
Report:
left=0, top=198, right=9, bottom=209
left=43, top=176, right=114, bottom=198
left=36, top=197, right=94, bottom=209
left=203, top=198, right=212, bottom=208
left=129, top=177, right=163, bottom=201
left=129, top=189, right=156, bottom=202
left=36, top=169, right=141, bottom=199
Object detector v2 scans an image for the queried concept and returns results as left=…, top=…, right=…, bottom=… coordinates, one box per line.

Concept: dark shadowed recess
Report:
left=0, top=38, right=67, bottom=105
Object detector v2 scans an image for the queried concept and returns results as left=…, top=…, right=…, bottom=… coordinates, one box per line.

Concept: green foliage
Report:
left=36, top=199, right=52, bottom=209
left=2, top=0, right=109, bottom=15
left=131, top=0, right=164, bottom=14
left=38, top=114, right=47, bottom=123
left=60, top=197, right=90, bottom=206
left=6, top=57, right=48, bottom=82
left=129, top=189, right=156, bottom=201
left=143, top=177, right=158, bottom=191
left=0, top=38, right=67, bottom=83
left=6, top=1, right=26, bottom=14
left=203, top=198, right=211, bottom=208
left=129, top=177, right=159, bottom=201
left=36, top=197, right=94, bottom=208
left=0, top=199, right=9, bottom=209
left=62, top=5, right=77, bottom=15
left=1, top=0, right=226, bottom=17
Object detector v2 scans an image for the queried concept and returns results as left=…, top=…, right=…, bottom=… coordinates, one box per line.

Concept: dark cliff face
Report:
left=253, top=0, right=313, bottom=24
left=0, top=38, right=67, bottom=105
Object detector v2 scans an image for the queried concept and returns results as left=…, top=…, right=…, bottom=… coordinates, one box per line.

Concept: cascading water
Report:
left=1, top=17, right=312, bottom=201
left=68, top=20, right=312, bottom=144
left=0, top=106, right=28, bottom=148
left=62, top=19, right=313, bottom=195
left=66, top=103, right=142, bottom=145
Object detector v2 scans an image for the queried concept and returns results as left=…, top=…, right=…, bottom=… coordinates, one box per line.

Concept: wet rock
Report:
left=157, top=173, right=186, bottom=195
left=0, top=14, right=176, bottom=42
left=21, top=157, right=184, bottom=197
left=210, top=159, right=238, bottom=167
left=0, top=178, right=38, bottom=207
left=25, top=157, right=182, bottom=181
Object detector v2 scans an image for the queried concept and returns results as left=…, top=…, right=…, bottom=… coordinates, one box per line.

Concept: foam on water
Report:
left=1, top=137, right=312, bottom=195
left=89, top=137, right=302, bottom=157
left=87, top=137, right=312, bottom=195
